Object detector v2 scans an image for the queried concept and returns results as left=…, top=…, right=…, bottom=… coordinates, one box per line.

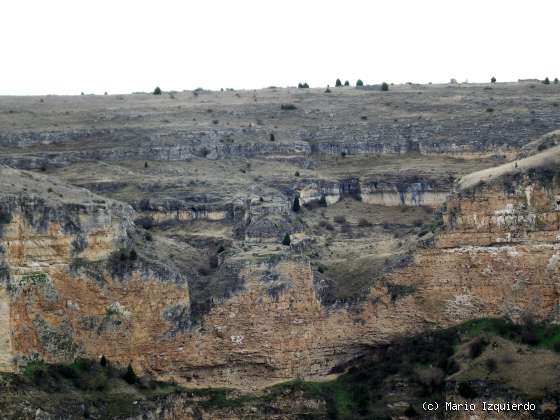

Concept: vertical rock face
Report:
left=0, top=170, right=192, bottom=375
left=0, top=287, right=10, bottom=371
left=295, top=177, right=452, bottom=208
left=0, top=165, right=559, bottom=390
left=387, top=172, right=560, bottom=324
left=360, top=178, right=451, bottom=207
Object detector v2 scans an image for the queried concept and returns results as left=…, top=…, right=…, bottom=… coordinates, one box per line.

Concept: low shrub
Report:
left=292, top=196, right=301, bottom=212
left=469, top=337, right=488, bottom=359
left=123, top=363, right=138, bottom=384
left=333, top=215, right=346, bottom=224
left=485, top=357, right=497, bottom=372
left=458, top=382, right=478, bottom=399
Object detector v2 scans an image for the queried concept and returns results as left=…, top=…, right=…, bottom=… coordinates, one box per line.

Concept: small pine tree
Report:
left=270, top=133, right=275, bottom=142
left=381, top=82, right=389, bottom=91
left=302, top=83, right=309, bottom=88
left=325, top=86, right=331, bottom=93
left=543, top=77, right=551, bottom=85
left=282, top=233, right=291, bottom=246
left=123, top=362, right=138, bottom=384
left=153, top=86, right=162, bottom=95
left=356, top=79, right=364, bottom=87
left=491, top=76, right=496, bottom=83
left=144, top=161, right=148, bottom=169
left=292, top=196, right=301, bottom=212
left=344, top=80, right=350, bottom=86
left=319, top=195, right=328, bottom=207
left=555, top=78, right=559, bottom=85
left=298, top=83, right=303, bottom=88
left=100, top=355, right=107, bottom=367
left=335, top=78, right=342, bottom=87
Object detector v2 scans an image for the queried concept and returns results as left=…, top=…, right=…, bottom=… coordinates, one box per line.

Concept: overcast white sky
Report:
left=1, top=0, right=559, bottom=95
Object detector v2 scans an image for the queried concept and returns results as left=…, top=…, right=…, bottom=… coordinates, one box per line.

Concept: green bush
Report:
left=404, top=405, right=418, bottom=418
left=485, top=358, right=497, bottom=372
left=153, top=86, right=162, bottom=95
left=319, top=220, right=335, bottom=231
left=458, top=382, right=478, bottom=399
left=356, top=79, right=364, bottom=87
left=335, top=78, right=342, bottom=87
left=543, top=77, right=550, bottom=85
left=0, top=208, right=12, bottom=225
left=78, top=368, right=109, bottom=391
left=381, top=82, right=389, bottom=91
left=344, top=80, right=350, bottom=86
left=469, top=337, right=488, bottom=358
left=358, top=218, right=371, bottom=227
left=333, top=215, right=346, bottom=224
left=123, top=363, right=138, bottom=384
left=209, top=254, right=219, bottom=269
left=23, top=360, right=48, bottom=385
left=292, top=196, right=301, bottom=212
left=491, top=76, right=496, bottom=83
left=282, top=233, right=291, bottom=246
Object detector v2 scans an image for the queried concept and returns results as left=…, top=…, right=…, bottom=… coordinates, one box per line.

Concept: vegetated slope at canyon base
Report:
left=0, top=82, right=560, bottom=418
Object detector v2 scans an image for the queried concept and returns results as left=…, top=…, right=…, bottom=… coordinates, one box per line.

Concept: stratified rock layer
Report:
left=0, top=163, right=558, bottom=390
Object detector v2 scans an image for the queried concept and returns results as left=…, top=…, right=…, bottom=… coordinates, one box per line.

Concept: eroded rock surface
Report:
left=0, top=84, right=559, bottom=411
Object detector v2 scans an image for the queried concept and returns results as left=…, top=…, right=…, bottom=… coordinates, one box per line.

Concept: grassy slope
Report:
left=458, top=144, right=560, bottom=190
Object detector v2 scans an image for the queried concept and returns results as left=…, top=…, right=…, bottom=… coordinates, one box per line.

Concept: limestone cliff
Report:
left=0, top=167, right=190, bottom=373
left=1, top=156, right=559, bottom=393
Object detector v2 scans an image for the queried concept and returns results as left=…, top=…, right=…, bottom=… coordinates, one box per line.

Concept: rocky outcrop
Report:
left=0, top=157, right=559, bottom=396
left=388, top=167, right=560, bottom=324
left=0, top=168, right=190, bottom=371
left=295, top=176, right=452, bottom=208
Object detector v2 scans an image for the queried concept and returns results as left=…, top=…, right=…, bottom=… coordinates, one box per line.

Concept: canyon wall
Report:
left=0, top=166, right=558, bottom=390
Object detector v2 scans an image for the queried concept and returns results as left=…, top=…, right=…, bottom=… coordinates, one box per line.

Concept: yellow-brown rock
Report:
left=0, top=167, right=559, bottom=392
